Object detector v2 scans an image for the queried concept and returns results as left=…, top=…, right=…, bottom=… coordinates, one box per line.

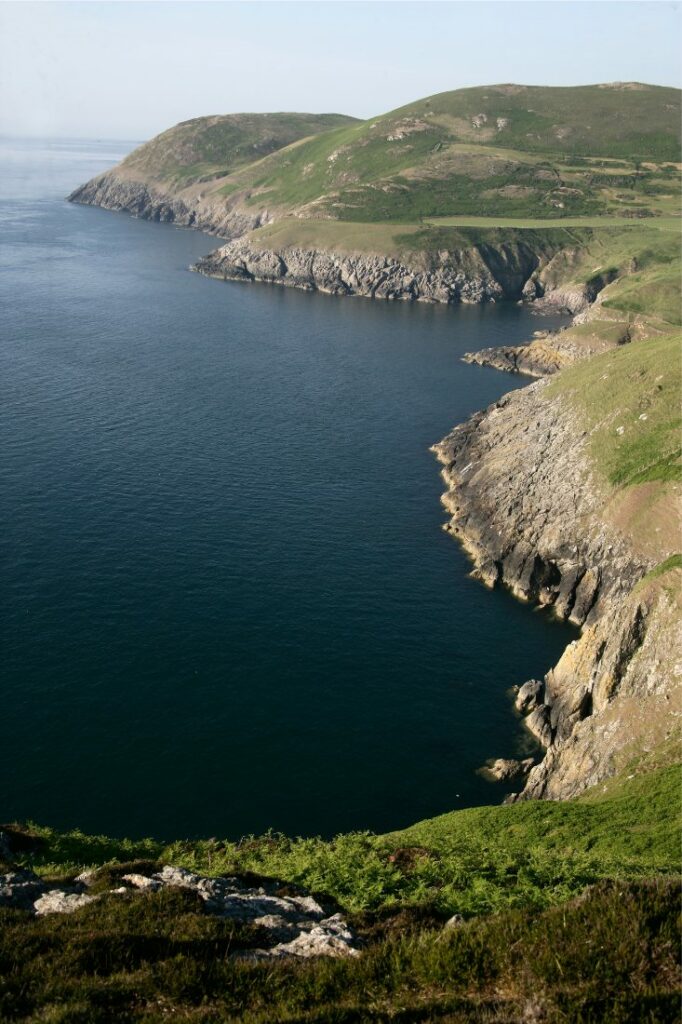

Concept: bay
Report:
left=0, top=138, right=575, bottom=840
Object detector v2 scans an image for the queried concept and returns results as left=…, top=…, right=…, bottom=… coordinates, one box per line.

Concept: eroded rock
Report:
left=17, top=863, right=358, bottom=959
left=515, top=679, right=544, bottom=713
left=34, top=890, right=99, bottom=916
left=484, top=757, right=536, bottom=781
left=0, top=870, right=47, bottom=910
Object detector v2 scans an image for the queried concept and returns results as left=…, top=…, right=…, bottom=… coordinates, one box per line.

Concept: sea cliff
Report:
left=433, top=351, right=680, bottom=800
left=190, top=236, right=585, bottom=308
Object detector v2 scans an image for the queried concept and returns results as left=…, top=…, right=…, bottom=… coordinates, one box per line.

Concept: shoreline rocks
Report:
left=432, top=377, right=678, bottom=801
left=481, top=757, right=536, bottom=782
left=191, top=237, right=564, bottom=306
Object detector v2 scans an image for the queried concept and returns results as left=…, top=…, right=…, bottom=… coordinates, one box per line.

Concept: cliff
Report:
left=68, top=169, right=271, bottom=240
left=433, top=333, right=681, bottom=800
left=192, top=234, right=582, bottom=306
left=67, top=90, right=681, bottom=806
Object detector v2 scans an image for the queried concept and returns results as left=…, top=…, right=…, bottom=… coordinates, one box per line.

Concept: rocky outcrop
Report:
left=481, top=757, right=535, bottom=782
left=0, top=863, right=358, bottom=959
left=68, top=171, right=272, bottom=240
left=463, top=286, right=627, bottom=378
left=192, top=237, right=564, bottom=305
left=69, top=170, right=601, bottom=316
left=461, top=328, right=599, bottom=377
left=432, top=380, right=679, bottom=800
left=432, top=380, right=646, bottom=620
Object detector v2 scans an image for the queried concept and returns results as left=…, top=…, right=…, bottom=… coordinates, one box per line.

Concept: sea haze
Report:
left=0, top=139, right=576, bottom=840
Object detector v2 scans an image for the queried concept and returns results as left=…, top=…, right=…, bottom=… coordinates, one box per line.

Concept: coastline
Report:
left=67, top=174, right=680, bottom=804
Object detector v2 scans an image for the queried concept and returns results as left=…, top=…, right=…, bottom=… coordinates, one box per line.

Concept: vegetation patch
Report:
left=0, top=878, right=678, bottom=1022
left=19, top=765, right=681, bottom=918
left=1, top=764, right=680, bottom=1022
left=549, top=332, right=681, bottom=490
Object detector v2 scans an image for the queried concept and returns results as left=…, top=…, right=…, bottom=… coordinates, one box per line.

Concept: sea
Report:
left=0, top=137, right=576, bottom=840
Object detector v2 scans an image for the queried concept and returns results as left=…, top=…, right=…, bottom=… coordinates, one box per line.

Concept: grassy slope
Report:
left=1, top=880, right=678, bottom=1022
left=19, top=762, right=681, bottom=917
left=224, top=83, right=681, bottom=222
left=549, top=332, right=681, bottom=490
left=119, top=112, right=359, bottom=186
left=3, top=763, right=679, bottom=1022
left=101, top=84, right=680, bottom=226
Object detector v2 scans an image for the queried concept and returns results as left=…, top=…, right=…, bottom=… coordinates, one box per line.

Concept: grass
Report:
left=2, top=764, right=680, bottom=1022
left=19, top=764, right=682, bottom=918
left=548, top=332, right=681, bottom=489
left=0, top=879, right=678, bottom=1022
left=392, top=83, right=681, bottom=160
left=425, top=214, right=681, bottom=230
left=637, top=554, right=682, bottom=590
left=106, top=84, right=680, bottom=230
left=121, top=112, right=359, bottom=185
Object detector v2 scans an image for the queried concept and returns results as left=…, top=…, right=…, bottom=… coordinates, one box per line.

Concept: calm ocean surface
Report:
left=1, top=138, right=575, bottom=840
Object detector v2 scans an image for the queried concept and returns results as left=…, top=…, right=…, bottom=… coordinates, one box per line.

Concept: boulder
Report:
left=485, top=757, right=535, bottom=782
left=515, top=679, right=544, bottom=713
left=526, top=705, right=554, bottom=747
left=34, top=890, right=99, bottom=916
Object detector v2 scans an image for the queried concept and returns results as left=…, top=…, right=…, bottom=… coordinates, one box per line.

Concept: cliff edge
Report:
left=433, top=333, right=681, bottom=799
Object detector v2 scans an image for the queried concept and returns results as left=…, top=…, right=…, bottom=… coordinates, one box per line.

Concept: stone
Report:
left=485, top=757, right=535, bottom=782
left=515, top=679, right=544, bottom=713
left=122, top=873, right=162, bottom=891
left=0, top=870, right=47, bottom=910
left=525, top=705, right=554, bottom=748
left=34, top=890, right=99, bottom=916
left=443, top=914, right=465, bottom=930
left=241, top=913, right=358, bottom=960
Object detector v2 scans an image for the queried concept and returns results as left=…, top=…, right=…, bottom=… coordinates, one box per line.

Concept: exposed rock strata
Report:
left=462, top=331, right=590, bottom=377
left=69, top=171, right=597, bottom=315
left=481, top=757, right=535, bottom=782
left=432, top=381, right=680, bottom=799
left=192, top=238, right=566, bottom=305
left=68, top=171, right=272, bottom=240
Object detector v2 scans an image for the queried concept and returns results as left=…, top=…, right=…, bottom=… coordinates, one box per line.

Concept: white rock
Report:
left=122, top=873, right=162, bottom=890
left=34, top=890, right=99, bottom=916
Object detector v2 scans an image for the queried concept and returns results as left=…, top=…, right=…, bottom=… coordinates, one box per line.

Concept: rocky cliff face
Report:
left=69, top=171, right=586, bottom=309
left=192, top=237, right=568, bottom=306
left=432, top=381, right=679, bottom=800
left=68, top=171, right=272, bottom=240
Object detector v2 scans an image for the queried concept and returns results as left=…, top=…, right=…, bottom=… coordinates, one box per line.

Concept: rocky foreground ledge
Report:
left=0, top=863, right=358, bottom=960
left=433, top=379, right=679, bottom=800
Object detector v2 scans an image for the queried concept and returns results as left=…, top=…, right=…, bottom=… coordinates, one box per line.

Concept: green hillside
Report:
left=102, top=85, right=681, bottom=225
left=392, top=82, right=682, bottom=159
left=221, top=82, right=681, bottom=222
left=119, top=111, right=360, bottom=186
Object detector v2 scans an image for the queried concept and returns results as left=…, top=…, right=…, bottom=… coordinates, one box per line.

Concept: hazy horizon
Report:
left=1, top=1, right=680, bottom=142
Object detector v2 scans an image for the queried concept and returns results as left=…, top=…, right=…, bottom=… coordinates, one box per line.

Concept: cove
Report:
left=0, top=140, right=576, bottom=840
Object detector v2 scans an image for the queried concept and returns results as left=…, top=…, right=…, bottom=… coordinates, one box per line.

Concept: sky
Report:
left=0, top=0, right=680, bottom=140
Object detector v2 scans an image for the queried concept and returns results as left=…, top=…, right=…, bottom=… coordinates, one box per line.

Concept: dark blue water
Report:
left=1, top=139, right=575, bottom=841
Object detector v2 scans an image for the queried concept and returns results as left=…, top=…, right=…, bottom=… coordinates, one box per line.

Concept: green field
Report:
left=425, top=214, right=681, bottom=230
